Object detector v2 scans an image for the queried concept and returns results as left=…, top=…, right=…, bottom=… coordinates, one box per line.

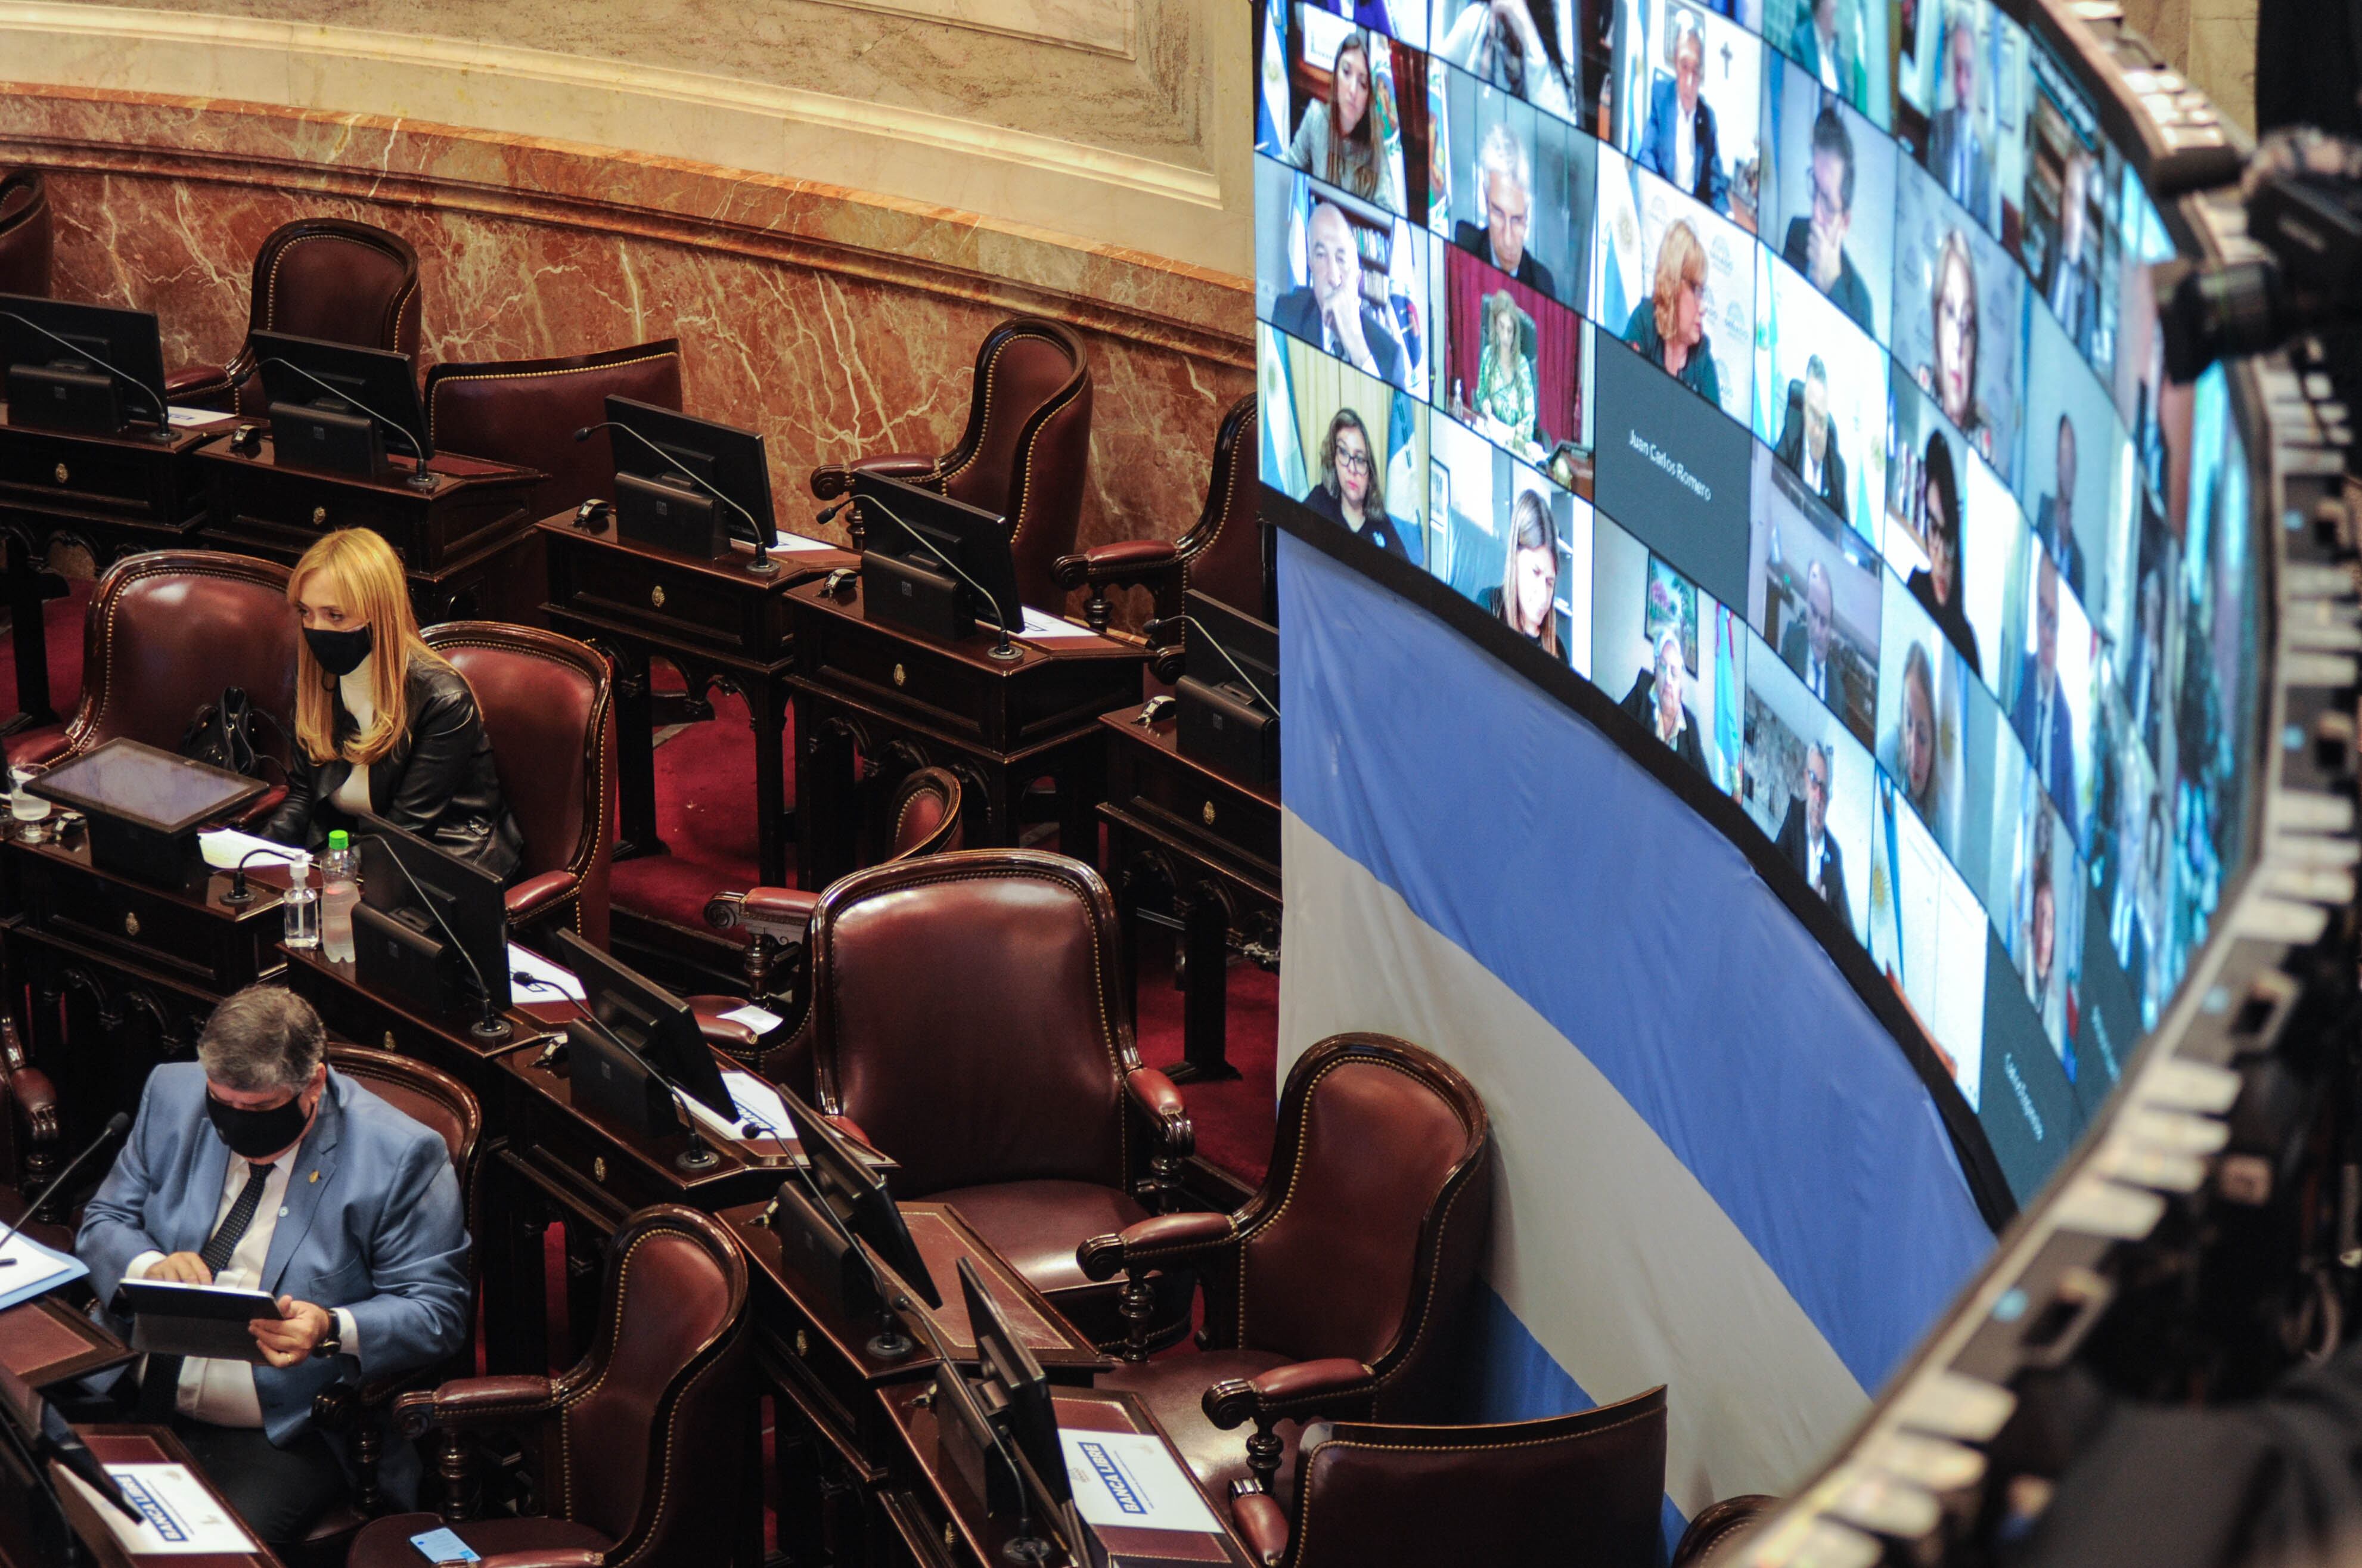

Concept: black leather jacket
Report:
left=260, top=655, right=524, bottom=883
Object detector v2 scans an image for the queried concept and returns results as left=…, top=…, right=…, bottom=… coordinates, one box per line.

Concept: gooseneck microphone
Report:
left=0, top=1111, right=131, bottom=1265
left=857, top=493, right=1024, bottom=663
left=573, top=422, right=779, bottom=575
left=355, top=834, right=511, bottom=1044
left=254, top=356, right=437, bottom=492
left=0, top=311, right=175, bottom=443
left=1143, top=613, right=1280, bottom=716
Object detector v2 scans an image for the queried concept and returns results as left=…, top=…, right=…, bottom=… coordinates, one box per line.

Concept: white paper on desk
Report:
left=164, top=406, right=229, bottom=429
left=1019, top=607, right=1106, bottom=642
left=718, top=1002, right=784, bottom=1034
left=197, top=829, right=296, bottom=871
left=768, top=532, right=839, bottom=555
left=0, top=1227, right=86, bottom=1312
left=1060, top=1429, right=1219, bottom=1533
left=59, top=1462, right=258, bottom=1554
left=721, top=1070, right=794, bottom=1141
left=507, top=942, right=585, bottom=1002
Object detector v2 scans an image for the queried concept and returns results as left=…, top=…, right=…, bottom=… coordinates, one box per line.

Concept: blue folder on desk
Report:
left=0, top=1229, right=89, bottom=1314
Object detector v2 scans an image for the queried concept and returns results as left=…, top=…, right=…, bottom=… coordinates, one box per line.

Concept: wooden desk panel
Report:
left=52, top=1425, right=285, bottom=1568
left=0, top=1297, right=131, bottom=1390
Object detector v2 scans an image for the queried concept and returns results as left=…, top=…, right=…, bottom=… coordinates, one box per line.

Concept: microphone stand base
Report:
left=986, top=640, right=1024, bottom=663
left=865, top=1325, right=915, bottom=1362
left=674, top=1145, right=723, bottom=1173
left=404, top=471, right=442, bottom=494
left=744, top=555, right=780, bottom=577
left=1000, top=1535, right=1055, bottom=1566
left=468, top=1015, right=514, bottom=1045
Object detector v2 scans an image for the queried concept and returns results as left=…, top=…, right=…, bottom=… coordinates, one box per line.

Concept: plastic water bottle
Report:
left=321, top=830, right=360, bottom=963
left=283, top=851, right=321, bottom=951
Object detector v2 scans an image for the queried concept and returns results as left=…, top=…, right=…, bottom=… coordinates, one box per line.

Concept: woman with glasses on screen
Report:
left=1916, top=230, right=1995, bottom=460
left=1472, top=290, right=1540, bottom=454
left=1620, top=629, right=1711, bottom=778
left=1622, top=219, right=1720, bottom=405
left=1905, top=433, right=1982, bottom=679
left=1303, top=408, right=1413, bottom=558
left=1483, top=491, right=1560, bottom=654
left=1287, top=28, right=1389, bottom=206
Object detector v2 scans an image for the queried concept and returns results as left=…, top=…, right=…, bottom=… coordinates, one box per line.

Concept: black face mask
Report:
left=206, top=1089, right=312, bottom=1161
left=304, top=625, right=373, bottom=678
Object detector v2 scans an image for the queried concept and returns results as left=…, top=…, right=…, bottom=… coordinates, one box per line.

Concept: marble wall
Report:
left=0, top=89, right=1255, bottom=580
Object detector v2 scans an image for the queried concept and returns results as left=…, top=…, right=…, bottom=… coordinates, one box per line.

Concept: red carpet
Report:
left=608, top=685, right=779, bottom=932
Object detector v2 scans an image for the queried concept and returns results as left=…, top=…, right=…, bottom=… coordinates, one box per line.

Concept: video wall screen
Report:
left=1255, top=0, right=2262, bottom=1199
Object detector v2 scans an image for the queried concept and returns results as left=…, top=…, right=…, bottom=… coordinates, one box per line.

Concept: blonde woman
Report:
left=1483, top=490, right=1560, bottom=655
left=1473, top=289, right=1538, bottom=450
left=260, top=529, right=521, bottom=878
left=1622, top=219, right=1719, bottom=403
left=1287, top=28, right=1390, bottom=205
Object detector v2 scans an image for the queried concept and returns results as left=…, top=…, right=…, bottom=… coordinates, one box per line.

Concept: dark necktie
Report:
left=138, top=1163, right=274, bottom=1421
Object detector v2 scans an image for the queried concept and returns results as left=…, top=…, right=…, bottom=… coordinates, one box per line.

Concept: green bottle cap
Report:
left=328, top=829, right=349, bottom=852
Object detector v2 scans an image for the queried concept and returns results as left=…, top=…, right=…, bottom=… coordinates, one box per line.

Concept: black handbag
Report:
left=179, top=687, right=283, bottom=783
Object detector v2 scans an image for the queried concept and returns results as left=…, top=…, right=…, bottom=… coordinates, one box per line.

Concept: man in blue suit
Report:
left=1636, top=12, right=1728, bottom=213
left=79, top=986, right=469, bottom=1544
left=2010, top=553, right=2077, bottom=818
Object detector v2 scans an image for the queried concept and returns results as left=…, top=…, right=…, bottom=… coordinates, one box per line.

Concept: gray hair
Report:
left=198, top=986, right=327, bottom=1093
left=1671, top=8, right=1705, bottom=63
left=1476, top=120, right=1532, bottom=197
left=1809, top=738, right=1835, bottom=777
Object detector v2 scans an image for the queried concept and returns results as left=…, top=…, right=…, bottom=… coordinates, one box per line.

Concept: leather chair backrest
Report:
left=324, top=1046, right=480, bottom=1175
left=0, top=169, right=53, bottom=299
left=1183, top=395, right=1268, bottom=617
left=1225, top=1036, right=1492, bottom=1380
left=884, top=767, right=964, bottom=860
left=235, top=219, right=423, bottom=415
left=558, top=1206, right=747, bottom=1557
left=808, top=850, right=1132, bottom=1196
left=935, top=319, right=1091, bottom=613
left=1290, top=1391, right=1669, bottom=1568
left=63, top=552, right=297, bottom=763
left=421, top=623, right=614, bottom=947
left=422, top=339, right=684, bottom=519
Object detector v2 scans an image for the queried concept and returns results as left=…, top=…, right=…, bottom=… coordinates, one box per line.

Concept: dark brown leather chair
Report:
left=1228, top=1391, right=1669, bottom=1568
left=303, top=1047, right=482, bottom=1554
left=1054, top=393, right=1268, bottom=634
left=700, top=765, right=964, bottom=1011
left=168, top=218, right=423, bottom=415
left=420, top=623, right=616, bottom=949
left=811, top=316, right=1092, bottom=612
left=0, top=168, right=52, bottom=298
left=13, top=551, right=297, bottom=774
left=1079, top=1033, right=1494, bottom=1501
left=1671, top=1494, right=1781, bottom=1566
left=790, top=849, right=1194, bottom=1351
left=349, top=1204, right=749, bottom=1568
left=423, top=339, right=685, bottom=519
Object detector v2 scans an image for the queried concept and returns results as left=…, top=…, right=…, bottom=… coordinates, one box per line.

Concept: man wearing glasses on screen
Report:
left=1777, top=740, right=1849, bottom=915
left=1637, top=10, right=1730, bottom=215
left=1454, top=122, right=1559, bottom=297
left=1780, top=105, right=1874, bottom=333
left=2011, top=554, right=2077, bottom=816
left=1273, top=201, right=1407, bottom=388
left=1774, top=356, right=1849, bottom=521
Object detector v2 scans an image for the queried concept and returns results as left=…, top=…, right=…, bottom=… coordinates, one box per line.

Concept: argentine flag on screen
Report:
left=1256, top=4, right=1289, bottom=159
left=1277, top=535, right=1992, bottom=1539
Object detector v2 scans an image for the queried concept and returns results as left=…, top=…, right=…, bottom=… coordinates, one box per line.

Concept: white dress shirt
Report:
left=1674, top=110, right=1697, bottom=190
left=330, top=659, right=375, bottom=817
left=1801, top=444, right=1823, bottom=496
left=1807, top=830, right=1827, bottom=892
left=1816, top=36, right=1841, bottom=92
left=1807, top=651, right=1829, bottom=701
left=125, top=1153, right=361, bottom=1427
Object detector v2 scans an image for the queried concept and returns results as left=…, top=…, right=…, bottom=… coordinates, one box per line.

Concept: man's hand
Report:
left=1324, top=299, right=1375, bottom=375
left=250, top=1297, right=333, bottom=1369
left=148, top=1253, right=213, bottom=1286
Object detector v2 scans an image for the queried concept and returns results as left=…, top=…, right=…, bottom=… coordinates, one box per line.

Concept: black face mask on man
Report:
left=303, top=625, right=373, bottom=678
left=205, top=1089, right=312, bottom=1160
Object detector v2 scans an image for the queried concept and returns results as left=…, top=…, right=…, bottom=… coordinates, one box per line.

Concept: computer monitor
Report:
left=601, top=395, right=780, bottom=552
left=853, top=471, right=1023, bottom=637
left=350, top=812, right=511, bottom=1016
left=27, top=738, right=266, bottom=889
left=253, top=330, right=433, bottom=483
left=956, top=1256, right=1069, bottom=1507
left=0, top=293, right=170, bottom=439
left=550, top=928, right=733, bottom=1119
left=1174, top=588, right=1279, bottom=787
left=1181, top=589, right=1277, bottom=706
left=774, top=1085, right=941, bottom=1310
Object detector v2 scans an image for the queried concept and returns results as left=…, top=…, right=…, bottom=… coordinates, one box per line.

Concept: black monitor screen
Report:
left=253, top=329, right=433, bottom=462
left=352, top=812, right=511, bottom=1013
left=0, top=293, right=170, bottom=431
left=551, top=929, right=732, bottom=1118
left=603, top=395, right=779, bottom=549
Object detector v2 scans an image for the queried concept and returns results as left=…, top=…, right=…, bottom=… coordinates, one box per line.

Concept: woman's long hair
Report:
left=1327, top=31, right=1385, bottom=192
left=1497, top=490, right=1559, bottom=654
left=1318, top=408, right=1388, bottom=520
left=288, top=529, right=445, bottom=766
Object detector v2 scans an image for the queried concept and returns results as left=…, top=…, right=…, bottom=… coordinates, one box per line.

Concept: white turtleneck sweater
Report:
left=331, top=655, right=377, bottom=815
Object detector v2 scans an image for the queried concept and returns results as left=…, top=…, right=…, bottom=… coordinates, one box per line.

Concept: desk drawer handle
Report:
left=122, top=911, right=139, bottom=937
left=52, top=463, right=68, bottom=486
left=794, top=1329, right=809, bottom=1358
left=892, top=663, right=907, bottom=688
left=1202, top=800, right=1216, bottom=827
left=311, top=506, right=327, bottom=527
left=943, top=1522, right=956, bottom=1550
left=592, top=1156, right=607, bottom=1183
left=651, top=585, right=666, bottom=609
left=383, top=1030, right=396, bottom=1051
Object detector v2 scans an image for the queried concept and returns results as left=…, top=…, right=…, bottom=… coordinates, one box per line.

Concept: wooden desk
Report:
left=196, top=439, right=544, bottom=624
left=1096, top=710, right=1280, bottom=1084
left=721, top=1198, right=1108, bottom=1568
left=1, top=831, right=291, bottom=1145
left=539, top=514, right=856, bottom=886
left=789, top=580, right=1145, bottom=888
left=0, top=408, right=235, bottom=728
left=41, top=1424, right=285, bottom=1568
left=878, top=1384, right=1252, bottom=1568
left=0, top=1297, right=130, bottom=1391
